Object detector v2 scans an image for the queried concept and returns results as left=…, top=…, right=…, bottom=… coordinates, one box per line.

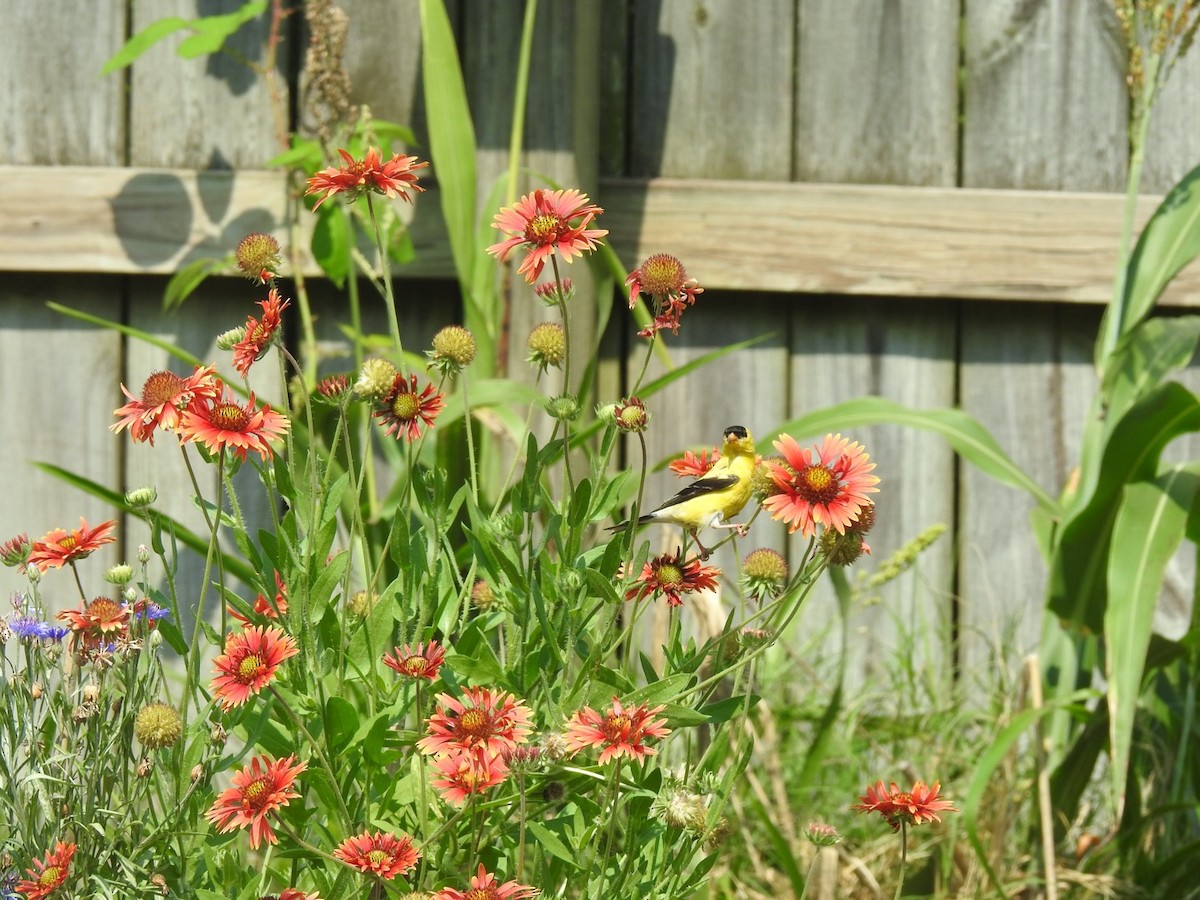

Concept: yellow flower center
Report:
left=602, top=712, right=632, bottom=742
left=242, top=775, right=270, bottom=807
left=466, top=887, right=499, bottom=900
left=58, top=535, right=79, bottom=552
left=800, top=465, right=840, bottom=503
left=458, top=707, right=491, bottom=738
left=638, top=253, right=686, bottom=296
left=237, top=653, right=264, bottom=681
left=86, top=597, right=123, bottom=626
left=367, top=849, right=390, bottom=867
left=655, top=563, right=683, bottom=586
left=141, top=370, right=186, bottom=406
left=525, top=213, right=562, bottom=244
left=391, top=392, right=420, bottom=421
left=39, top=865, right=62, bottom=887
left=402, top=657, right=430, bottom=676
left=211, top=402, right=251, bottom=432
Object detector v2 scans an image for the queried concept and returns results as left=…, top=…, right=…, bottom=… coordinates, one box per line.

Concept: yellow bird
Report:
left=612, top=425, right=757, bottom=557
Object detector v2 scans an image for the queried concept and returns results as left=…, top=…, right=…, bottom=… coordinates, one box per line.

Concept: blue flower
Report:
left=8, top=614, right=55, bottom=640
left=1, top=869, right=18, bottom=900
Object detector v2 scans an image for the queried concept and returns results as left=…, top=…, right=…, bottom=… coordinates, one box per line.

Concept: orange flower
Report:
left=417, top=687, right=534, bottom=757
left=181, top=390, right=290, bottom=462
left=211, top=625, right=299, bottom=710
left=626, top=253, right=703, bottom=337
left=852, top=779, right=958, bottom=832
left=305, top=147, right=427, bottom=210
left=430, top=746, right=510, bottom=806
left=273, top=891, right=321, bottom=900
left=762, top=433, right=880, bottom=538
left=624, top=549, right=720, bottom=607
left=205, top=754, right=307, bottom=849
left=668, top=447, right=720, bottom=478
left=333, top=830, right=421, bottom=880
left=15, top=841, right=75, bottom=899
left=56, top=596, right=131, bottom=652
left=28, top=518, right=116, bottom=572
left=565, top=696, right=671, bottom=764
left=487, top=188, right=607, bottom=283
left=229, top=571, right=288, bottom=626
left=431, top=864, right=538, bottom=900
left=372, top=373, right=445, bottom=442
left=233, top=289, right=290, bottom=377
left=111, top=365, right=222, bottom=445
left=382, top=640, right=446, bottom=681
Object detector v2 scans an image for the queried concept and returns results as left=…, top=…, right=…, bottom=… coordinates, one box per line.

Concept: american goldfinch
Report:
left=612, top=425, right=757, bottom=557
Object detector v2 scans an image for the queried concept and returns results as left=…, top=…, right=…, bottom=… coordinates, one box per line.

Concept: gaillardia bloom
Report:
left=432, top=864, right=538, bottom=900
left=111, top=364, right=222, bottom=444
left=15, top=841, right=76, bottom=899
left=373, top=373, right=445, bottom=442
left=625, top=550, right=720, bottom=607
left=430, top=746, right=510, bottom=806
left=210, top=625, right=299, bottom=710
left=229, top=571, right=288, bottom=626
left=626, top=253, right=703, bottom=337
left=762, top=433, right=880, bottom=538
left=668, top=446, right=719, bottom=478
left=487, top=188, right=607, bottom=283
left=233, top=289, right=290, bottom=377
left=181, top=390, right=290, bottom=462
left=28, top=518, right=116, bottom=572
left=383, top=640, right=446, bottom=681
left=417, top=686, right=534, bottom=757
left=333, top=830, right=421, bottom=880
left=852, top=779, right=958, bottom=832
left=565, top=696, right=671, bottom=764
left=57, top=596, right=130, bottom=650
left=205, top=754, right=307, bottom=849
left=305, top=147, right=427, bottom=210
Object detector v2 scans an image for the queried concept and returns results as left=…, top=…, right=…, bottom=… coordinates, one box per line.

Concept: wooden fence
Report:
left=3, top=0, right=1199, bottom=689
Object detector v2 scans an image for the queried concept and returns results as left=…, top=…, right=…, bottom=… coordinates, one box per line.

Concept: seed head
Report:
left=234, top=232, right=282, bottom=283
left=470, top=579, right=497, bottom=610
left=135, top=702, right=183, bottom=750
left=346, top=589, right=380, bottom=619
left=354, top=358, right=398, bottom=403
left=613, top=396, right=649, bottom=432
left=819, top=529, right=869, bottom=567
left=527, top=322, right=566, bottom=371
left=428, top=325, right=477, bottom=374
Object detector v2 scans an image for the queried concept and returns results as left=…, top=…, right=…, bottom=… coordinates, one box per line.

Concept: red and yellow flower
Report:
left=431, top=864, right=538, bottom=900
left=111, top=365, right=222, bottom=444
left=417, top=686, right=534, bottom=757
left=565, top=696, right=671, bottom=764
left=762, top=433, right=880, bottom=538
left=487, top=188, right=607, bottom=283
left=205, top=754, right=307, bottom=849
left=852, top=779, right=958, bottom=831
left=210, top=625, right=299, bottom=710
left=15, top=841, right=75, bottom=899
left=372, top=373, right=445, bottom=442
left=233, top=289, right=290, bottom=377
left=382, top=640, right=446, bottom=681
left=430, top=746, right=510, bottom=806
left=668, top=446, right=719, bottom=478
left=180, top=390, right=290, bottom=462
left=305, top=147, right=427, bottom=210
left=56, top=596, right=130, bottom=651
left=332, top=830, right=421, bottom=880
left=229, top=571, right=288, bottom=626
left=624, top=549, right=720, bottom=607
left=28, top=518, right=116, bottom=572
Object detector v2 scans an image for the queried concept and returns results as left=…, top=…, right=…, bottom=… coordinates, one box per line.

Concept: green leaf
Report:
left=1101, top=315, right=1200, bottom=423
left=164, top=256, right=230, bottom=312
left=101, top=17, right=189, bottom=74
left=419, top=0, right=477, bottom=287
left=527, top=820, right=579, bottom=867
left=176, top=1, right=268, bottom=59
left=1106, top=161, right=1200, bottom=366
left=311, top=204, right=352, bottom=287
left=1050, top=382, right=1200, bottom=632
left=47, top=301, right=205, bottom=370
left=1104, top=464, right=1200, bottom=820
left=324, top=696, right=359, bottom=756
left=768, top=396, right=1057, bottom=512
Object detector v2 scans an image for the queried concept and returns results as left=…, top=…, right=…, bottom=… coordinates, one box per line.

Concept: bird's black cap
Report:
left=724, top=425, right=748, bottom=439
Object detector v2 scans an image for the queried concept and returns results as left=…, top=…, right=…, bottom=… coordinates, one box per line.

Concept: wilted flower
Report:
left=383, top=641, right=446, bottom=681
left=0, top=534, right=31, bottom=572
left=624, top=550, right=720, bottom=607
left=534, top=278, right=574, bottom=305
left=233, top=289, right=290, bottom=377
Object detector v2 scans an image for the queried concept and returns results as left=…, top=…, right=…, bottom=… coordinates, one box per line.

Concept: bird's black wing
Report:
left=638, top=475, right=739, bottom=521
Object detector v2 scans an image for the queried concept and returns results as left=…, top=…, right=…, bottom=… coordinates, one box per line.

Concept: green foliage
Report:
left=101, top=1, right=268, bottom=74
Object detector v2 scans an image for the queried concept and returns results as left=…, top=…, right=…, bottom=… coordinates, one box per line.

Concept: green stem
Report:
left=268, top=685, right=353, bottom=828
left=894, top=820, right=908, bottom=900
left=505, top=0, right=538, bottom=205
left=365, top=193, right=406, bottom=369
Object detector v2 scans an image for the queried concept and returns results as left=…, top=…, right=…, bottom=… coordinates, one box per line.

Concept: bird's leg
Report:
left=689, top=529, right=714, bottom=560
left=711, top=521, right=750, bottom=538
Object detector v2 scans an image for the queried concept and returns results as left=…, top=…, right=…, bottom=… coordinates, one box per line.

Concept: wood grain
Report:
left=796, top=0, right=960, bottom=186
left=5, top=169, right=1198, bottom=307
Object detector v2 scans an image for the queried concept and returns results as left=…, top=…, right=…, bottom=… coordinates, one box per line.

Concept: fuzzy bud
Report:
left=0, top=534, right=31, bottom=570
left=125, top=487, right=158, bottom=509
left=354, top=358, right=398, bottom=403
left=235, top=232, right=282, bottom=283
left=216, top=326, right=247, bottom=351
left=542, top=780, right=567, bottom=803
left=751, top=457, right=786, bottom=501
left=470, top=579, right=497, bottom=610
left=104, top=564, right=134, bottom=585
left=534, top=278, right=573, bottom=305
left=546, top=394, right=580, bottom=422
left=315, top=373, right=352, bottom=404
left=526, top=322, right=566, bottom=371
left=741, top=548, right=788, bottom=601
left=346, top=590, right=380, bottom=619
left=819, top=529, right=869, bottom=567
left=135, top=702, right=183, bottom=750
left=428, top=325, right=477, bottom=375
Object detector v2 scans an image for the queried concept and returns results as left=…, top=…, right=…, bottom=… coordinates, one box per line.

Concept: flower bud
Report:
left=31, top=681, right=44, bottom=700
left=346, top=590, right=380, bottom=619
left=216, top=326, right=247, bottom=351
left=190, top=764, right=206, bottom=783
left=125, top=487, right=158, bottom=509
left=804, top=822, right=843, bottom=846
left=315, top=373, right=352, bottom=404
left=137, top=544, right=152, bottom=564
left=104, top=564, right=134, bottom=585
left=470, top=579, right=497, bottom=610
left=546, top=394, right=580, bottom=422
